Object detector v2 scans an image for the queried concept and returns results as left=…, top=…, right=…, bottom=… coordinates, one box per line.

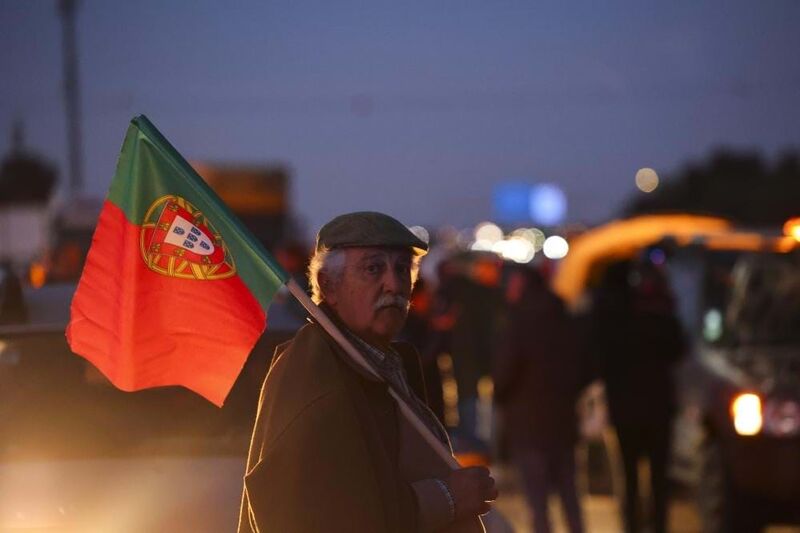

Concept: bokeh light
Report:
left=470, top=240, right=494, bottom=252
left=635, top=168, right=659, bottom=193
left=511, top=227, right=546, bottom=252
left=732, top=393, right=763, bottom=436
left=543, top=235, right=569, bottom=259
left=648, top=248, right=666, bottom=265
left=703, top=308, right=723, bottom=342
left=783, top=217, right=800, bottom=242
left=28, top=262, right=47, bottom=289
left=492, top=237, right=535, bottom=263
left=474, top=222, right=504, bottom=244
left=529, top=184, right=567, bottom=226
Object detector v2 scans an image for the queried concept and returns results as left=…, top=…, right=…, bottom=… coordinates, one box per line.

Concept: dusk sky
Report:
left=2, top=1, right=799, bottom=239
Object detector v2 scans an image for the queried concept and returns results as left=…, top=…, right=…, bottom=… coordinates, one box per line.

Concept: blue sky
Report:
left=2, top=0, right=799, bottom=237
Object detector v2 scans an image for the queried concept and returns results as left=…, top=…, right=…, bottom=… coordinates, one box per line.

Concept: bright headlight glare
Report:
left=731, top=393, right=762, bottom=436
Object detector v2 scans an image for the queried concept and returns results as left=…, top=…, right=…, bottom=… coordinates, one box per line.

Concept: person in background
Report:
left=590, top=259, right=685, bottom=533
left=0, top=261, right=28, bottom=325
left=494, top=265, right=586, bottom=533
left=447, top=253, right=503, bottom=444
left=400, top=278, right=446, bottom=424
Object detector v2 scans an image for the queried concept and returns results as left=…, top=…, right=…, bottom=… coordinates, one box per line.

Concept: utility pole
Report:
left=58, top=0, right=84, bottom=198
left=11, top=120, right=24, bottom=154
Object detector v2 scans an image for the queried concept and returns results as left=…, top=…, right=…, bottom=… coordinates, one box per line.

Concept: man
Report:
left=494, top=266, right=585, bottom=533
left=590, top=259, right=685, bottom=533
left=238, top=212, right=497, bottom=533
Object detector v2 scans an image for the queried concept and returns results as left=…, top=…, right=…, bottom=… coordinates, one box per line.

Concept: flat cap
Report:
left=316, top=211, right=428, bottom=255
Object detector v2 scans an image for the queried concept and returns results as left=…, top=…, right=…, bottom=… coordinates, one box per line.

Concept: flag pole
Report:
left=285, top=278, right=460, bottom=468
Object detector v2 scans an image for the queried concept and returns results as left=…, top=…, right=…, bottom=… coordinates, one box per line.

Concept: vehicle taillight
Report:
left=731, top=393, right=762, bottom=436
left=783, top=217, right=800, bottom=242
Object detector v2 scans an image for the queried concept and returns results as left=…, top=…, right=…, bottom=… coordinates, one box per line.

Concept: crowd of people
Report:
left=407, top=252, right=685, bottom=533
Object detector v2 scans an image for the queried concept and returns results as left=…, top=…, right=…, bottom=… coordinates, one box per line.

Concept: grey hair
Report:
left=308, top=247, right=347, bottom=304
left=307, top=246, right=422, bottom=304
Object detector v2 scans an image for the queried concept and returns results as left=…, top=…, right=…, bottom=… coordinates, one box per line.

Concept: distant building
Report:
left=0, top=123, right=58, bottom=270
left=191, top=162, right=292, bottom=250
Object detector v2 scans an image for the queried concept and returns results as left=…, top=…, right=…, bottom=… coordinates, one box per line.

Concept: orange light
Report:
left=783, top=217, right=800, bottom=242
left=777, top=236, right=798, bottom=253
left=29, top=262, right=47, bottom=289
left=704, top=232, right=765, bottom=251
left=455, top=452, right=490, bottom=467
left=731, top=393, right=762, bottom=436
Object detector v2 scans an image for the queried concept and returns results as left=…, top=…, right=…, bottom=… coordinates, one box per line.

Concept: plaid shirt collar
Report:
left=314, top=304, right=450, bottom=445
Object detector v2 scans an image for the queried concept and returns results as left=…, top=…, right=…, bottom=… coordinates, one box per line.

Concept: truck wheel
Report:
left=697, top=437, right=763, bottom=533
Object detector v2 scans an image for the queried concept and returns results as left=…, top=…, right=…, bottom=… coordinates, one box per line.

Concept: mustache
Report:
left=373, top=294, right=410, bottom=311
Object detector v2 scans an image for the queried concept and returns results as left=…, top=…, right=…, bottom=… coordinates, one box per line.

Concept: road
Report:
left=490, top=465, right=799, bottom=533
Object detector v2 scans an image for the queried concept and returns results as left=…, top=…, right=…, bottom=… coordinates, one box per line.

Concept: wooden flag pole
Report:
left=285, top=278, right=460, bottom=468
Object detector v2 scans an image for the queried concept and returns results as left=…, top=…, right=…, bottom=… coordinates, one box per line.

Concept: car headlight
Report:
left=731, top=393, right=762, bottom=436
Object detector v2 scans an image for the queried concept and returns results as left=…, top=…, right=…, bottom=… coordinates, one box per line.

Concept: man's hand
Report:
left=446, top=466, right=498, bottom=519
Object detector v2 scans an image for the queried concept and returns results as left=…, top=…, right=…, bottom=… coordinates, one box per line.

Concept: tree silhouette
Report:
left=0, top=153, right=58, bottom=206
left=0, top=121, right=58, bottom=206
left=623, top=150, right=800, bottom=227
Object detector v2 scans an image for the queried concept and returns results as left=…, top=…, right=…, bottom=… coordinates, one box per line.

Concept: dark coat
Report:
left=589, top=264, right=685, bottom=426
left=238, top=322, right=482, bottom=533
left=493, top=281, right=584, bottom=454
left=449, top=278, right=502, bottom=396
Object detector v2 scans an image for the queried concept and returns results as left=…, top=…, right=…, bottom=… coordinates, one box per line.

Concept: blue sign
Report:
left=493, top=183, right=531, bottom=223
left=493, top=182, right=567, bottom=226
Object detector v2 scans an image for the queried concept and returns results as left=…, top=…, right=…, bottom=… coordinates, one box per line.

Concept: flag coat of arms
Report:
left=67, top=115, right=288, bottom=406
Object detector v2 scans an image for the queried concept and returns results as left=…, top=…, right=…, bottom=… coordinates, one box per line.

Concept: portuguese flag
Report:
left=66, top=115, right=288, bottom=406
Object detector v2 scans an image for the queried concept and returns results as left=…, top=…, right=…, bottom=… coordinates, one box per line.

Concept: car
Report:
left=553, top=214, right=800, bottom=532
left=676, top=249, right=800, bottom=532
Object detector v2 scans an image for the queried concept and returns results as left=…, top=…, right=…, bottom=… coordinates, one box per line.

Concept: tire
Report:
left=697, top=435, right=763, bottom=533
